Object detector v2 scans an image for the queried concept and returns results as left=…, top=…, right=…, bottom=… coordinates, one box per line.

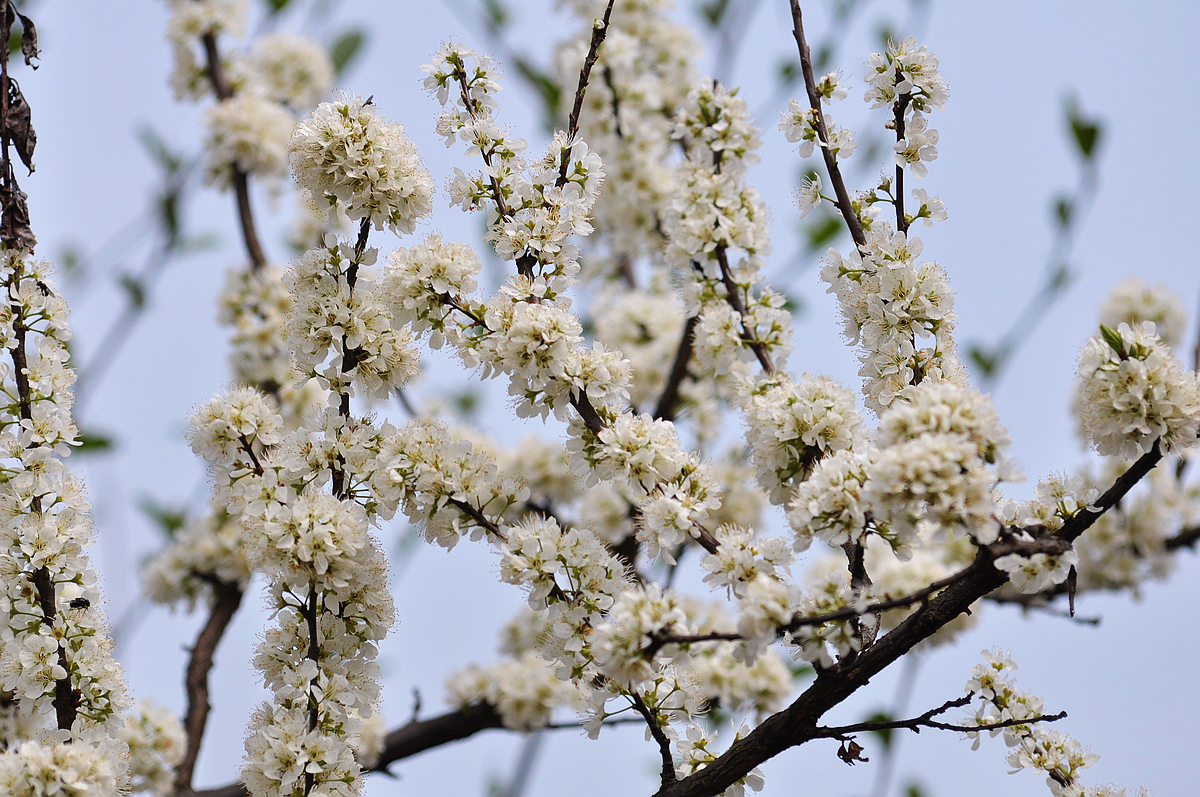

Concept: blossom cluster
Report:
left=1073, top=321, right=1200, bottom=459
left=822, top=223, right=965, bottom=414
left=965, top=649, right=1143, bottom=797
left=424, top=42, right=604, bottom=287
left=0, top=251, right=130, bottom=789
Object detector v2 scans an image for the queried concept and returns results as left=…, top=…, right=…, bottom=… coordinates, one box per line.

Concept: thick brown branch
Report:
left=654, top=444, right=1167, bottom=797
left=788, top=0, right=865, bottom=249
left=631, top=691, right=677, bottom=787
left=1057, top=442, right=1162, bottom=543
left=173, top=579, right=244, bottom=794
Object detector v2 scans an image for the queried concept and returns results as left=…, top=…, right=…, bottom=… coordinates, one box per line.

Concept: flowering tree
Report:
left=0, top=1, right=1197, bottom=797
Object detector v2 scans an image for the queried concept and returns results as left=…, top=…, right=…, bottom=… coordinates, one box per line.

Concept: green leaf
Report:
left=778, top=58, right=800, bottom=87
left=119, top=274, right=146, bottom=309
left=699, top=0, right=733, bottom=27
left=968, top=344, right=998, bottom=377
left=330, top=30, right=366, bottom=77
left=139, top=498, right=187, bottom=540
left=264, top=0, right=292, bottom=13
left=514, top=57, right=562, bottom=132
left=1065, top=96, right=1102, bottom=160
left=1049, top=262, right=1072, bottom=291
left=75, top=430, right=115, bottom=454
left=1054, top=196, right=1072, bottom=228
left=904, top=782, right=929, bottom=797
left=877, top=23, right=897, bottom=50
left=1099, top=323, right=1126, bottom=357
left=862, top=710, right=895, bottom=750
left=806, top=214, right=844, bottom=251
left=482, top=0, right=509, bottom=31
left=138, top=126, right=183, bottom=174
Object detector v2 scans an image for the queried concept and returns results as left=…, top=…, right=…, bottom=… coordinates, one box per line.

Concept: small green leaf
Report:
left=1065, top=96, right=1102, bottom=160
left=138, top=126, right=183, bottom=174
left=778, top=58, right=800, bottom=87
left=862, top=710, right=895, bottom=750
left=119, top=274, right=146, bottom=309
left=806, top=214, right=843, bottom=251
left=699, top=0, right=733, bottom=27
left=904, top=782, right=928, bottom=797
left=75, top=430, right=115, bottom=454
left=1099, top=323, right=1126, bottom=357
left=330, top=30, right=366, bottom=77
left=264, top=0, right=292, bottom=13
left=1055, top=196, right=1073, bottom=227
left=968, top=344, right=998, bottom=377
left=139, top=498, right=187, bottom=540
left=514, top=57, right=562, bottom=132
left=1049, top=262, right=1072, bottom=291
left=482, top=0, right=509, bottom=31
left=877, top=23, right=897, bottom=50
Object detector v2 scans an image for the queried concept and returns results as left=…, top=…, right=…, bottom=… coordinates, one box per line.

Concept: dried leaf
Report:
left=837, top=739, right=869, bottom=766
left=0, top=181, right=36, bottom=250
left=17, top=11, right=37, bottom=68
left=4, top=78, right=35, bottom=173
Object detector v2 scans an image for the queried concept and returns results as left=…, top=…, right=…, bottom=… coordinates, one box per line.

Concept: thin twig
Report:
left=788, top=0, right=866, bottom=250
left=556, top=0, right=615, bottom=188
left=814, top=694, right=1067, bottom=737
left=713, top=248, right=776, bottom=374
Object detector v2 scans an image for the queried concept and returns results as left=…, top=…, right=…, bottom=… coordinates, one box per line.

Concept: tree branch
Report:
left=653, top=315, right=697, bottom=422
left=813, top=694, right=1066, bottom=738
left=631, top=691, right=677, bottom=787
left=201, top=32, right=266, bottom=269
left=173, top=578, right=244, bottom=794
left=556, top=0, right=615, bottom=188
left=788, top=0, right=865, bottom=250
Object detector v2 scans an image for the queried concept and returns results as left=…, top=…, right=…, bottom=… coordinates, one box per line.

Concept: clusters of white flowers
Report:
left=701, top=524, right=793, bottom=598
left=445, top=652, right=580, bottom=730
left=374, top=419, right=526, bottom=549
left=556, top=0, right=698, bottom=264
left=1073, top=322, right=1200, bottom=458
left=779, top=97, right=857, bottom=162
left=425, top=43, right=604, bottom=287
left=1098, top=276, right=1187, bottom=349
left=788, top=447, right=883, bottom=552
left=864, top=36, right=949, bottom=113
left=119, top=700, right=186, bottom=795
left=965, top=650, right=1143, bottom=797
left=250, top=33, right=336, bottom=112
left=204, top=92, right=294, bottom=188
left=217, top=265, right=293, bottom=389
left=822, top=223, right=966, bottom=414
left=166, top=1, right=334, bottom=193
left=290, top=94, right=436, bottom=234
left=592, top=284, right=686, bottom=409
left=664, top=83, right=793, bottom=388
left=675, top=723, right=765, bottom=797
left=0, top=251, right=129, bottom=787
left=187, top=387, right=396, bottom=797
left=0, top=740, right=120, bottom=797
left=738, top=374, right=862, bottom=503
left=285, top=241, right=420, bottom=400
